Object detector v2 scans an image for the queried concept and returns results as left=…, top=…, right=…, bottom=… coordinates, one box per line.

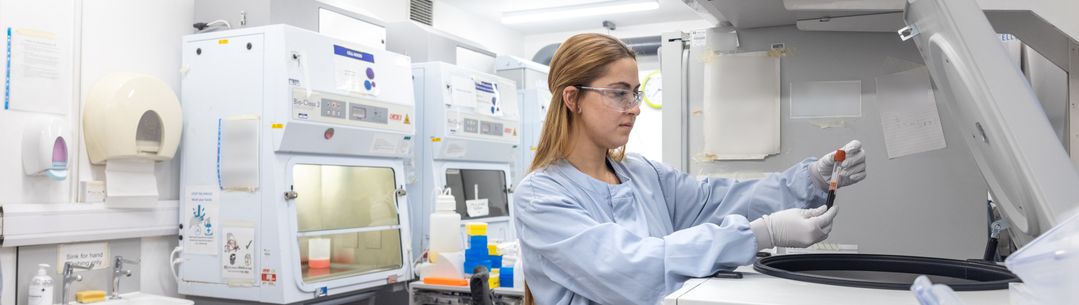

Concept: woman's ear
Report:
left=562, top=86, right=579, bottom=113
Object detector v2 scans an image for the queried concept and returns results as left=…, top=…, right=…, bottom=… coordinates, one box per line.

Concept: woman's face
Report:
left=566, top=57, right=641, bottom=150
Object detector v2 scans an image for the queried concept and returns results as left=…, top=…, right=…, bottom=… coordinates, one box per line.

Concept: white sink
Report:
left=69, top=292, right=193, bottom=305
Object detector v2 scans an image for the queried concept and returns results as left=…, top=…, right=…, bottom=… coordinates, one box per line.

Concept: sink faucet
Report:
left=63, top=262, right=94, bottom=305
left=111, top=256, right=140, bottom=299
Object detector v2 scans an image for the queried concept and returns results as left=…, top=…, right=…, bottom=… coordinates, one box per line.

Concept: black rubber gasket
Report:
left=753, top=253, right=1019, bottom=291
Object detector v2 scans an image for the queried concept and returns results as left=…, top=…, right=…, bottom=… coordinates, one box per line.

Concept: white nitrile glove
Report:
left=810, top=140, right=867, bottom=191
left=749, top=206, right=838, bottom=250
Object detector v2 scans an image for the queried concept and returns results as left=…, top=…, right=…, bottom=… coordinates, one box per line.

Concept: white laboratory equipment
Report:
left=409, top=62, right=520, bottom=262
left=662, top=0, right=1079, bottom=304
left=177, top=25, right=415, bottom=304
left=495, top=55, right=551, bottom=184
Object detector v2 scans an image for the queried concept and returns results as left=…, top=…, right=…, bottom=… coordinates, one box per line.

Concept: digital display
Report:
left=480, top=121, right=504, bottom=136
left=349, top=103, right=388, bottom=124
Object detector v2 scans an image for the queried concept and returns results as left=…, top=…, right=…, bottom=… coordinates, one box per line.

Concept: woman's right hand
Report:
left=749, top=205, right=838, bottom=250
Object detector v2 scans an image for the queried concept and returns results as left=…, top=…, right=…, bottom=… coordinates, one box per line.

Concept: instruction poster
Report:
left=184, top=185, right=219, bottom=255
left=332, top=44, right=376, bottom=94
left=475, top=81, right=501, bottom=116
left=5, top=28, right=66, bottom=114
left=221, top=226, right=256, bottom=285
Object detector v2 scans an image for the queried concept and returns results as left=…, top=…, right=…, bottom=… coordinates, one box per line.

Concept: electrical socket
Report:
left=80, top=180, right=106, bottom=203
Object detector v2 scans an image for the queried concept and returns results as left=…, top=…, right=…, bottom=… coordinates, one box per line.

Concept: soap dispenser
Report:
left=27, top=264, right=54, bottom=305
left=22, top=118, right=70, bottom=181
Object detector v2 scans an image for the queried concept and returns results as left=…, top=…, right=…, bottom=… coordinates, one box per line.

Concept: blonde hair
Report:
left=523, top=34, right=636, bottom=305
left=528, top=33, right=637, bottom=173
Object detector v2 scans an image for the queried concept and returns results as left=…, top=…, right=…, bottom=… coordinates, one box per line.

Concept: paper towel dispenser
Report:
left=84, top=73, right=182, bottom=164
left=22, top=118, right=70, bottom=181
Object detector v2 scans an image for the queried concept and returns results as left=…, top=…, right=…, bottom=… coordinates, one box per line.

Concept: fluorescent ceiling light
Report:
left=502, top=0, right=660, bottom=25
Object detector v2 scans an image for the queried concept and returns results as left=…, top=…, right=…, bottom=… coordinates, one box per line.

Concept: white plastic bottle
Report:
left=428, top=188, right=463, bottom=262
left=27, top=264, right=53, bottom=305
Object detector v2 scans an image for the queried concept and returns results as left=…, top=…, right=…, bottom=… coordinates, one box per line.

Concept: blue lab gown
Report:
left=513, top=154, right=827, bottom=305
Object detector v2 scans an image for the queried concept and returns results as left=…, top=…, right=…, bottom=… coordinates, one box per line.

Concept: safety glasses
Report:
left=575, top=85, right=642, bottom=112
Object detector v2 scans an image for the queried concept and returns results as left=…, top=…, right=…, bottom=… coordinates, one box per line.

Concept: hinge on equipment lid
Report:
left=0, top=206, right=5, bottom=246
left=396, top=186, right=407, bottom=197
left=898, top=25, right=919, bottom=41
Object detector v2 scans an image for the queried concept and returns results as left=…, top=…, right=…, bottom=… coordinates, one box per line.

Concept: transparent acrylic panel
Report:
left=298, top=229, right=403, bottom=283
left=445, top=169, right=509, bottom=220
left=293, top=164, right=400, bottom=232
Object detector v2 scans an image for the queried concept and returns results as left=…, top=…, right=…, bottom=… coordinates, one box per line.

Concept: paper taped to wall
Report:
left=876, top=67, right=946, bottom=158
left=219, top=115, right=260, bottom=191
left=4, top=28, right=66, bottom=114
left=700, top=51, right=781, bottom=160
left=221, top=225, right=256, bottom=286
left=184, top=185, right=220, bottom=255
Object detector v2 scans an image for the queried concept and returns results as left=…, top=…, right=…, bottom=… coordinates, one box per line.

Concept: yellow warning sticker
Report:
left=218, top=39, right=229, bottom=45
left=404, top=114, right=411, bottom=125
left=271, top=123, right=284, bottom=129
left=431, top=137, right=442, bottom=143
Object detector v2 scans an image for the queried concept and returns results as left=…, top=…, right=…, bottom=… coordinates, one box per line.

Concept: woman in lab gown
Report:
left=513, top=33, right=867, bottom=305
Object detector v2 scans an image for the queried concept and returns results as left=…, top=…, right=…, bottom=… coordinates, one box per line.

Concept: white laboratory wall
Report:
left=0, top=0, right=77, bottom=206
left=433, top=1, right=527, bottom=58
left=0, top=0, right=191, bottom=304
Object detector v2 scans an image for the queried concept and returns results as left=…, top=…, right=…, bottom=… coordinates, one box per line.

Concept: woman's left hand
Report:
left=810, top=140, right=866, bottom=191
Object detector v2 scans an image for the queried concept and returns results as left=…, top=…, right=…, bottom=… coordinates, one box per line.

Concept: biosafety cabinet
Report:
left=408, top=62, right=520, bottom=262
left=178, top=25, right=416, bottom=304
